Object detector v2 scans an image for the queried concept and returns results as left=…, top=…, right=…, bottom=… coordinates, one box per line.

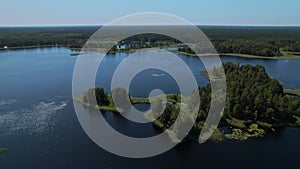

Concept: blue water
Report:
left=0, top=47, right=300, bottom=169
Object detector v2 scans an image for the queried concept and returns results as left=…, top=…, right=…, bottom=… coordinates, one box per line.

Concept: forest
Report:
left=152, top=62, right=300, bottom=142
left=0, top=26, right=98, bottom=49
left=202, top=27, right=300, bottom=56
left=79, top=62, right=300, bottom=142
left=1, top=26, right=300, bottom=57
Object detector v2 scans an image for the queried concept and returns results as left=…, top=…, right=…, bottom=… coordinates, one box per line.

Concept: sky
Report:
left=1, top=0, right=299, bottom=26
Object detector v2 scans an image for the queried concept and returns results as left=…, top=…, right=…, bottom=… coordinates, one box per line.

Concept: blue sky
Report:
left=1, top=0, right=300, bottom=26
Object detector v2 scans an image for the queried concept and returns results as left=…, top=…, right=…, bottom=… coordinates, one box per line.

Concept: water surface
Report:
left=0, top=47, right=300, bottom=169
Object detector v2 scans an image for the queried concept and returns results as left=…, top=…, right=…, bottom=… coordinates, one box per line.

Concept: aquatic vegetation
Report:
left=0, top=148, right=6, bottom=155
left=225, top=124, right=265, bottom=141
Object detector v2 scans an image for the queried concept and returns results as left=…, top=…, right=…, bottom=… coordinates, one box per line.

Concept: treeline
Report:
left=210, top=63, right=300, bottom=123
left=0, top=27, right=98, bottom=49
left=154, top=62, right=300, bottom=141
left=123, top=33, right=180, bottom=48
left=1, top=26, right=300, bottom=57
left=177, top=27, right=300, bottom=56
left=178, top=39, right=283, bottom=56
left=108, top=33, right=180, bottom=53
left=202, top=27, right=300, bottom=56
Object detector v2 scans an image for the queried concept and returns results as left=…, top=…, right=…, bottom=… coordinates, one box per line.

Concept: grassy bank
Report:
left=163, top=49, right=300, bottom=60
left=74, top=97, right=119, bottom=112
left=284, top=89, right=300, bottom=97
left=74, top=93, right=181, bottom=114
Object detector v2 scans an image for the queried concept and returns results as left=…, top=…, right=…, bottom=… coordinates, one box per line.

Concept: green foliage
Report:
left=152, top=62, right=300, bottom=142
left=248, top=123, right=265, bottom=137
left=220, top=62, right=300, bottom=124
left=95, top=88, right=110, bottom=106
left=1, top=26, right=300, bottom=58
left=225, top=129, right=249, bottom=141
left=81, top=63, right=300, bottom=142
left=0, top=27, right=98, bottom=49
left=83, top=87, right=109, bottom=107
left=225, top=124, right=265, bottom=141
left=226, top=118, right=247, bottom=129
left=208, top=128, right=224, bottom=143
left=0, top=147, right=6, bottom=155
left=158, top=104, right=180, bottom=128
left=177, top=27, right=300, bottom=57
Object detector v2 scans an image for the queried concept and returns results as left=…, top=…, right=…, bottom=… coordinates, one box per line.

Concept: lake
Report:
left=0, top=47, right=300, bottom=169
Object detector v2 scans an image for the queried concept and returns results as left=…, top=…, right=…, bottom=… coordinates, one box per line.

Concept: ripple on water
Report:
left=0, top=99, right=17, bottom=106
left=0, top=100, right=68, bottom=135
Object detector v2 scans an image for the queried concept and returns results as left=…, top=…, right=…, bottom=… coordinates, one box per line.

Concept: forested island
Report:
left=1, top=26, right=300, bottom=58
left=77, top=62, right=300, bottom=143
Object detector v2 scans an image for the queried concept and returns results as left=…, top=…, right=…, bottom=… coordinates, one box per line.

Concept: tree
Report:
left=232, top=104, right=242, bottom=118
left=95, top=88, right=109, bottom=106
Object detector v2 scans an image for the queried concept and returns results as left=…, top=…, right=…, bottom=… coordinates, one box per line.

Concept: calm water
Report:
left=1, top=47, right=300, bottom=169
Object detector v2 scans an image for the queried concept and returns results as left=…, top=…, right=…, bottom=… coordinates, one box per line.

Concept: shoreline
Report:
left=284, top=89, right=300, bottom=97
left=75, top=91, right=300, bottom=143
left=163, top=49, right=300, bottom=60
left=2, top=45, right=300, bottom=60
left=0, top=45, right=65, bottom=50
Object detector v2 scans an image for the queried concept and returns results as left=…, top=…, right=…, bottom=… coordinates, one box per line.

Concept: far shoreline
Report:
left=2, top=45, right=300, bottom=60
left=162, top=49, right=300, bottom=60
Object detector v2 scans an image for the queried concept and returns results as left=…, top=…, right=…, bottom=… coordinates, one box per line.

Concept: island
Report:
left=76, top=62, right=300, bottom=143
